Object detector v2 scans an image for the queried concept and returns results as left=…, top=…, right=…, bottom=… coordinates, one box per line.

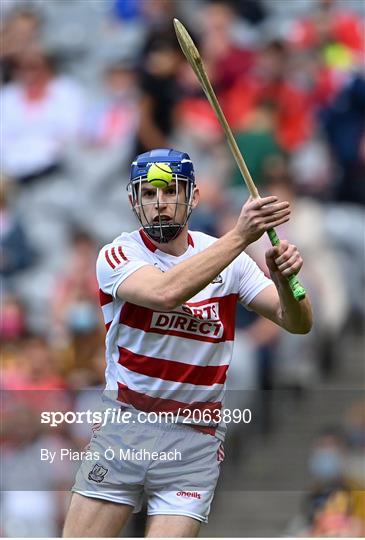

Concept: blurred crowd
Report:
left=287, top=415, right=365, bottom=537
left=1, top=0, right=364, bottom=537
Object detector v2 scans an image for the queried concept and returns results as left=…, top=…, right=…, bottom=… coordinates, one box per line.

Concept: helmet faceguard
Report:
left=127, top=148, right=196, bottom=244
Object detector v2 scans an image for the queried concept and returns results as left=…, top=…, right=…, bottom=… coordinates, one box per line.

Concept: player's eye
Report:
left=142, top=190, right=156, bottom=198
left=165, top=187, right=177, bottom=195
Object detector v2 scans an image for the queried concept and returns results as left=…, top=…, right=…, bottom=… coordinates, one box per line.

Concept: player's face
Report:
left=138, top=180, right=191, bottom=227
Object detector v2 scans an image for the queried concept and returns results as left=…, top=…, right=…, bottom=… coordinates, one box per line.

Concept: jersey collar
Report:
left=139, top=229, right=194, bottom=253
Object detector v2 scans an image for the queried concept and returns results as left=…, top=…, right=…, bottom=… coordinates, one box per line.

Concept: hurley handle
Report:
left=267, top=228, right=306, bottom=301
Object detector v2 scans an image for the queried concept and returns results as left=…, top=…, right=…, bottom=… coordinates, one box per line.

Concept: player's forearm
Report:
left=271, top=273, right=313, bottom=334
left=161, top=230, right=247, bottom=309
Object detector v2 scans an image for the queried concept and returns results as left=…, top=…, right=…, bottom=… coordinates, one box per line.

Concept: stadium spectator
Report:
left=1, top=47, right=84, bottom=182
left=304, top=427, right=364, bottom=536
left=0, top=6, right=42, bottom=84
left=83, top=60, right=139, bottom=149
left=224, top=40, right=314, bottom=151
left=50, top=230, right=102, bottom=369
left=12, top=334, right=67, bottom=391
left=319, top=71, right=365, bottom=204
left=308, top=428, right=348, bottom=484
left=230, top=100, right=284, bottom=189
left=134, top=28, right=184, bottom=154
left=289, top=0, right=364, bottom=55
left=197, top=2, right=256, bottom=93
left=0, top=177, right=36, bottom=279
left=0, top=291, right=26, bottom=345
left=304, top=485, right=363, bottom=536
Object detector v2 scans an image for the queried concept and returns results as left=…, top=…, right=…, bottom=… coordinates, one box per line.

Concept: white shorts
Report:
left=72, top=414, right=224, bottom=523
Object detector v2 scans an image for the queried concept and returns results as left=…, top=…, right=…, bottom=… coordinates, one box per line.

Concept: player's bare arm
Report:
left=117, top=195, right=291, bottom=311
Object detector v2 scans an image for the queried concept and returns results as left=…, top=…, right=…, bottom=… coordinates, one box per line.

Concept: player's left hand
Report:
left=265, top=240, right=303, bottom=278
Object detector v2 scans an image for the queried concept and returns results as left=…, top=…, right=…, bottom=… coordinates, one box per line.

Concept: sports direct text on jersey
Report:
left=151, top=302, right=224, bottom=339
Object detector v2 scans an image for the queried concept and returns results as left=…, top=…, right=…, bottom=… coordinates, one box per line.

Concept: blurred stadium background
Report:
left=1, top=0, right=364, bottom=537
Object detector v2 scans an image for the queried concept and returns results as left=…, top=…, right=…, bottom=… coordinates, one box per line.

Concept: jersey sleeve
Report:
left=96, top=242, right=151, bottom=298
left=237, top=252, right=273, bottom=308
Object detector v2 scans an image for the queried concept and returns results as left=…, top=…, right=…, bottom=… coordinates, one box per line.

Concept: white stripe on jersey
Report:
left=117, top=325, right=232, bottom=367
left=102, top=302, right=114, bottom=323
left=116, top=363, right=225, bottom=403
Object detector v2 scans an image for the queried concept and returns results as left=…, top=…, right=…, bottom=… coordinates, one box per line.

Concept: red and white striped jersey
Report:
left=97, top=229, right=272, bottom=440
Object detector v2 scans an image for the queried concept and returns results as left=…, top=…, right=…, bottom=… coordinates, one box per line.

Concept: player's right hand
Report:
left=235, top=196, right=291, bottom=246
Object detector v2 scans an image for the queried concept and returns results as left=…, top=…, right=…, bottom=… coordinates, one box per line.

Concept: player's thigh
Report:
left=145, top=514, right=201, bottom=537
left=62, top=492, right=134, bottom=537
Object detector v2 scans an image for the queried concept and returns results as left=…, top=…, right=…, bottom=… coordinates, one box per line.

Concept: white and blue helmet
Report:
left=127, top=148, right=196, bottom=243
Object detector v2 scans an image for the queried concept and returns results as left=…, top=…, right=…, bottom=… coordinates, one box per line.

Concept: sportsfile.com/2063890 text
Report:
left=40, top=407, right=252, bottom=428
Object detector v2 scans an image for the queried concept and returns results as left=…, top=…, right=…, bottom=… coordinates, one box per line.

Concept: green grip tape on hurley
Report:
left=267, top=228, right=306, bottom=301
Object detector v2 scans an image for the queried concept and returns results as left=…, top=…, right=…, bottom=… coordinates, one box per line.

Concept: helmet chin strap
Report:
left=143, top=223, right=183, bottom=243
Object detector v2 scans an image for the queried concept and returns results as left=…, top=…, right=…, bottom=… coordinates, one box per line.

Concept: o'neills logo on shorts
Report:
left=176, top=491, right=202, bottom=499
left=151, top=302, right=223, bottom=339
